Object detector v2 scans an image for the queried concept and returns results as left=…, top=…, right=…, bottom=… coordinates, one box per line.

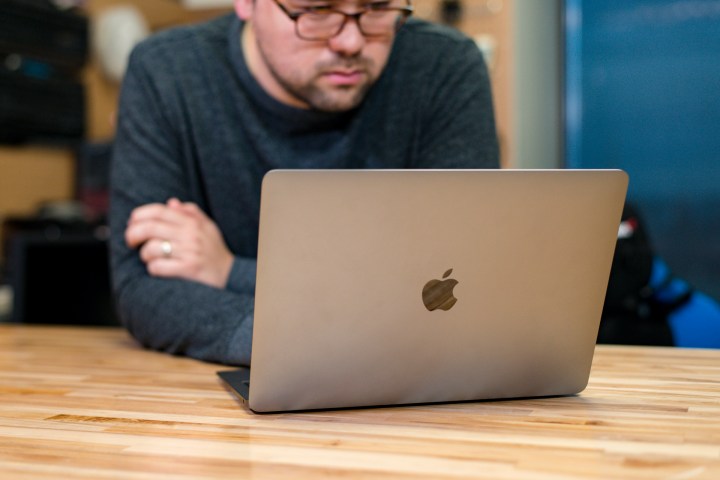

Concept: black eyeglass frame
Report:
left=271, top=0, right=415, bottom=41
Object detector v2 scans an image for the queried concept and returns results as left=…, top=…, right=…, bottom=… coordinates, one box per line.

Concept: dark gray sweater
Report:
left=110, top=14, right=499, bottom=365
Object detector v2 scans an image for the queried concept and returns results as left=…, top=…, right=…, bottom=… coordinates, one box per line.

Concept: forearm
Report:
left=109, top=54, right=256, bottom=364
left=226, top=256, right=257, bottom=295
left=111, top=197, right=256, bottom=365
left=114, top=267, right=254, bottom=365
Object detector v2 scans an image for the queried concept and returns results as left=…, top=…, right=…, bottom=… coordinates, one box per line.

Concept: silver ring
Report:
left=160, top=240, right=173, bottom=258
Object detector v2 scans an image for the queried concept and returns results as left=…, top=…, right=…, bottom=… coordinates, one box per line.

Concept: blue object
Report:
left=651, top=258, right=720, bottom=348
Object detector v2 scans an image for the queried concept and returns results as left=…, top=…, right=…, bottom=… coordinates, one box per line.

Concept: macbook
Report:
left=219, top=169, right=628, bottom=412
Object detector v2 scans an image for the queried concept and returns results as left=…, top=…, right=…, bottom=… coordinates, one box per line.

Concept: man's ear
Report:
left=235, top=0, right=254, bottom=20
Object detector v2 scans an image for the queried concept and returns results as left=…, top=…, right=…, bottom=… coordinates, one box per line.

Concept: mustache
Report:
left=316, top=56, right=374, bottom=72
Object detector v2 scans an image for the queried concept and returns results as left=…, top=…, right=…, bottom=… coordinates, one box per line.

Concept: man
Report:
left=110, top=0, right=499, bottom=365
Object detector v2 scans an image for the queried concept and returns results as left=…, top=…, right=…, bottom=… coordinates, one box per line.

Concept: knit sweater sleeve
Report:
left=109, top=43, right=253, bottom=366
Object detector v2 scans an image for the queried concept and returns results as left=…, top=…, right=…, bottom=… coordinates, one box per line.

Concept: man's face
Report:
left=236, top=0, right=398, bottom=112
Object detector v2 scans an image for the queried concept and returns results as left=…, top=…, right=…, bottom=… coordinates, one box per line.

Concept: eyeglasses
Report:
left=272, top=0, right=414, bottom=41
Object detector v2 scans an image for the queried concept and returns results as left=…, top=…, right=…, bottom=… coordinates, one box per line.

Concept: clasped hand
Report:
left=125, top=198, right=233, bottom=288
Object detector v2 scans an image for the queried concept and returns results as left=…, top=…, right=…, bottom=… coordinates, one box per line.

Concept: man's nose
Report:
left=327, top=15, right=366, bottom=56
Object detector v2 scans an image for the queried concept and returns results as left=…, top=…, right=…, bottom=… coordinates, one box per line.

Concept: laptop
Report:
left=218, top=169, right=628, bottom=413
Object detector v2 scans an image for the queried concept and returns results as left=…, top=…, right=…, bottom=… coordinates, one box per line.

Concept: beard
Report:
left=280, top=78, right=373, bottom=112
left=258, top=46, right=378, bottom=112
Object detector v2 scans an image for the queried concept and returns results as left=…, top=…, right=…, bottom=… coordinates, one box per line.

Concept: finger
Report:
left=129, top=203, right=190, bottom=226
left=125, top=220, right=180, bottom=249
left=139, top=238, right=176, bottom=263
left=169, top=200, right=206, bottom=220
left=146, top=258, right=184, bottom=279
left=128, top=203, right=167, bottom=223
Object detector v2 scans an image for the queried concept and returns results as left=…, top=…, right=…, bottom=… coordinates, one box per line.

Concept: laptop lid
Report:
left=220, top=169, right=628, bottom=412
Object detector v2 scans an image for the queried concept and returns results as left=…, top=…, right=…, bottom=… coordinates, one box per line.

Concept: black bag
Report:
left=598, top=204, right=677, bottom=345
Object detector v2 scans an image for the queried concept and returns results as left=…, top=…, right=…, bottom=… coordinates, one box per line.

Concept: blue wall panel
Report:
left=565, top=0, right=720, bottom=299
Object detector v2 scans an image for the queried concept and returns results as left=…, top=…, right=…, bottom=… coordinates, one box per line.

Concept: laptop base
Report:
left=217, top=368, right=250, bottom=401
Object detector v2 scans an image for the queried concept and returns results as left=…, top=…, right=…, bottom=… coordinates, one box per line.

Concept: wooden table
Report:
left=1, top=325, right=719, bottom=479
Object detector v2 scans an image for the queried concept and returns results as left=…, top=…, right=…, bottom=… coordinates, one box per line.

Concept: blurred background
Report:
left=0, top=0, right=718, bottom=332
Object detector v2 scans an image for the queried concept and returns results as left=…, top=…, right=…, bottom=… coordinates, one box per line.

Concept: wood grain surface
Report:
left=1, top=325, right=719, bottom=479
